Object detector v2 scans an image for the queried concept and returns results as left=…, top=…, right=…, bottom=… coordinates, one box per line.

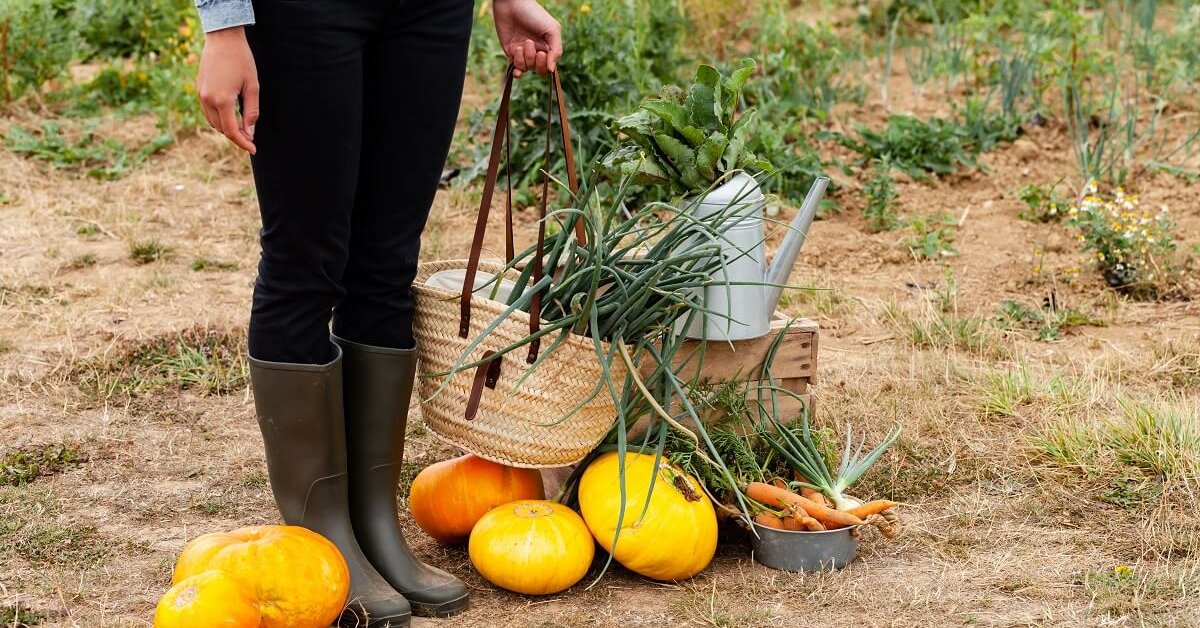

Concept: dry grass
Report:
left=2, top=36, right=1199, bottom=628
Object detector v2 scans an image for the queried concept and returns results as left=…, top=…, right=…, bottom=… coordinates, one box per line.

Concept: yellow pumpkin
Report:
left=578, top=452, right=717, bottom=581
left=468, top=500, right=594, bottom=595
left=154, top=570, right=262, bottom=628
left=171, top=525, right=349, bottom=628
left=410, top=454, right=545, bottom=544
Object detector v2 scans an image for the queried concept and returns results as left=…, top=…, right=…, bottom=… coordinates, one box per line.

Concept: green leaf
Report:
left=723, top=59, right=756, bottom=112
left=641, top=100, right=705, bottom=147
left=721, top=109, right=757, bottom=171
left=612, top=109, right=659, bottom=148
left=695, top=132, right=728, bottom=181
left=600, top=146, right=671, bottom=185
left=654, top=133, right=706, bottom=189
left=686, top=64, right=722, bottom=131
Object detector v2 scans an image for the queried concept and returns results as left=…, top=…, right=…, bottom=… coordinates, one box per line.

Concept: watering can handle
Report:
left=460, top=65, right=582, bottom=358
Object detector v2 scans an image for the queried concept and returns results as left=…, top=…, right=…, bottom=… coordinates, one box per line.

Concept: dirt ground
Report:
left=2, top=65, right=1199, bottom=627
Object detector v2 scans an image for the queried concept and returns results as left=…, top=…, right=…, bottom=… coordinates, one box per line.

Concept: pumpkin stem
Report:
left=672, top=474, right=701, bottom=502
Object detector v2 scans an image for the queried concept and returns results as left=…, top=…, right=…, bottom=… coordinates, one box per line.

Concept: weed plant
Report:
left=1068, top=181, right=1177, bottom=297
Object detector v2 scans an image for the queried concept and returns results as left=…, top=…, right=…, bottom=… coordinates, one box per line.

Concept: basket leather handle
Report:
left=459, top=66, right=583, bottom=351
left=465, top=350, right=502, bottom=421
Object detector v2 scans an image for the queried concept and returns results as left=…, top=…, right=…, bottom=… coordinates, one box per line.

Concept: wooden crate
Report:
left=638, top=316, right=818, bottom=421
left=677, top=317, right=817, bottom=419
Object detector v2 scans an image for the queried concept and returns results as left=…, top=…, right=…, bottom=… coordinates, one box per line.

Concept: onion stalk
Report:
left=759, top=410, right=900, bottom=511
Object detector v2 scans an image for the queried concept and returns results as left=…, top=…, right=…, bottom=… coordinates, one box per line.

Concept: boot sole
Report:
left=409, top=592, right=470, bottom=618
left=340, top=608, right=412, bottom=628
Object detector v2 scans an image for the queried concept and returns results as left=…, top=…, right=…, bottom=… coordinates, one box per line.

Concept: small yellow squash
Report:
left=468, top=500, right=594, bottom=595
left=578, top=451, right=717, bottom=581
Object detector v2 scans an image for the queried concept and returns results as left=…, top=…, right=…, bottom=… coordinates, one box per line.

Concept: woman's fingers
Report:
left=218, top=101, right=256, bottom=154
left=511, top=43, right=527, bottom=77
left=545, top=23, right=563, bottom=72
left=522, top=40, right=538, bottom=73
left=535, top=50, right=549, bottom=75
left=241, top=79, right=260, bottom=142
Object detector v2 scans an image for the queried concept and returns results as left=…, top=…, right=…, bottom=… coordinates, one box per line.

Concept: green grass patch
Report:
left=995, top=298, right=1105, bottom=341
left=0, top=604, right=48, bottom=627
left=1, top=443, right=88, bottom=487
left=64, top=253, right=98, bottom=271
left=1081, top=565, right=1198, bottom=620
left=190, top=258, right=239, bottom=272
left=1033, top=397, right=1200, bottom=486
left=130, top=239, right=172, bottom=264
left=5, top=122, right=173, bottom=181
left=76, top=326, right=248, bottom=400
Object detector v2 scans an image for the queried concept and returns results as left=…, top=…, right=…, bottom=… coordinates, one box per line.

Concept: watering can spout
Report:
left=764, top=175, right=830, bottom=313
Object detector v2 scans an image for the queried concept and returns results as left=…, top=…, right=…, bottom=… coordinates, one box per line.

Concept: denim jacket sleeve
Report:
left=195, top=0, right=256, bottom=32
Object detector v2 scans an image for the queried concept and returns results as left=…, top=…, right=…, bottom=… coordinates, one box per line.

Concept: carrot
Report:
left=845, top=500, right=898, bottom=519
left=800, top=516, right=826, bottom=532
left=753, top=512, right=785, bottom=530
left=745, top=482, right=866, bottom=528
left=781, top=516, right=804, bottom=531
left=771, top=478, right=789, bottom=490
left=791, top=471, right=831, bottom=507
left=799, top=487, right=830, bottom=508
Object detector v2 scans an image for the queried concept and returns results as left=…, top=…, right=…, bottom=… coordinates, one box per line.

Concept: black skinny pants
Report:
left=246, top=0, right=473, bottom=364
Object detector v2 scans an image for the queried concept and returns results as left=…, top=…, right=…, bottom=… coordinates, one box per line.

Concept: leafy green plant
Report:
left=602, top=59, right=768, bottom=194
left=741, top=20, right=865, bottom=123
left=903, top=213, right=958, bottom=259
left=6, top=122, right=173, bottom=180
left=1017, top=181, right=1068, bottom=223
left=836, top=115, right=981, bottom=182
left=1, top=442, right=88, bottom=486
left=0, top=0, right=80, bottom=102
left=72, top=0, right=195, bottom=60
left=863, top=160, right=900, bottom=232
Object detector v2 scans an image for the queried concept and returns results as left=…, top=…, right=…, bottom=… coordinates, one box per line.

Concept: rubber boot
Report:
left=334, top=335, right=470, bottom=618
left=249, top=346, right=412, bottom=628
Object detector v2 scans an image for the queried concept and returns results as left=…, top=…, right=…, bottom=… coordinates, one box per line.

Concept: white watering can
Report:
left=683, top=172, right=830, bottom=341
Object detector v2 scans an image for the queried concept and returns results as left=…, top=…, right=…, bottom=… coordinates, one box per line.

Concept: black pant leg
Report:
left=330, top=0, right=475, bottom=349
left=245, top=1, right=382, bottom=364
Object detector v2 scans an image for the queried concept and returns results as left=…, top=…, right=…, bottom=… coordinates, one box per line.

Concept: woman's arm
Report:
left=492, top=0, right=563, bottom=76
left=196, top=26, right=259, bottom=154
left=195, top=0, right=255, bottom=34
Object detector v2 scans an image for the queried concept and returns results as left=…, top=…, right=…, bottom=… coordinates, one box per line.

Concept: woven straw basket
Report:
left=413, top=259, right=623, bottom=468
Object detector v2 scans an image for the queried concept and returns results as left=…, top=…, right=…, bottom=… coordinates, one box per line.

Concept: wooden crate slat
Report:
left=667, top=317, right=818, bottom=383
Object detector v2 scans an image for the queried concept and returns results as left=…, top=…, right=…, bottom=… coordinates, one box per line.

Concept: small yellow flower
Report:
left=580, top=3, right=591, bottom=13
left=1114, top=565, right=1133, bottom=578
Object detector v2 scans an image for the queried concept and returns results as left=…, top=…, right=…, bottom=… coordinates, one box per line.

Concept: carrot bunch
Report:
left=744, top=481, right=900, bottom=536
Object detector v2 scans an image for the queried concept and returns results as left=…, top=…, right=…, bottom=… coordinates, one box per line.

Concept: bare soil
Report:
left=2, top=66, right=1198, bottom=627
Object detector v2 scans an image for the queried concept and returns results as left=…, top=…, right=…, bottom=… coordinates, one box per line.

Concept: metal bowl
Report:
left=748, top=522, right=858, bottom=572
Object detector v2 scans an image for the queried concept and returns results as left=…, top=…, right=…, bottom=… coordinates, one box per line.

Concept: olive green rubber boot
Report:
left=334, top=335, right=470, bottom=618
left=249, top=346, right=411, bottom=628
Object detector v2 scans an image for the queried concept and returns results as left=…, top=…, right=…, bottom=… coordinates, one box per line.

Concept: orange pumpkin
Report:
left=171, top=525, right=349, bottom=628
left=154, top=570, right=262, bottom=628
left=409, top=454, right=545, bottom=543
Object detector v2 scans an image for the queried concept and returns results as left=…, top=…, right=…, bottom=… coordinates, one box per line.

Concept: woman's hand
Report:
left=197, top=27, right=260, bottom=154
left=493, top=0, right=562, bottom=76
